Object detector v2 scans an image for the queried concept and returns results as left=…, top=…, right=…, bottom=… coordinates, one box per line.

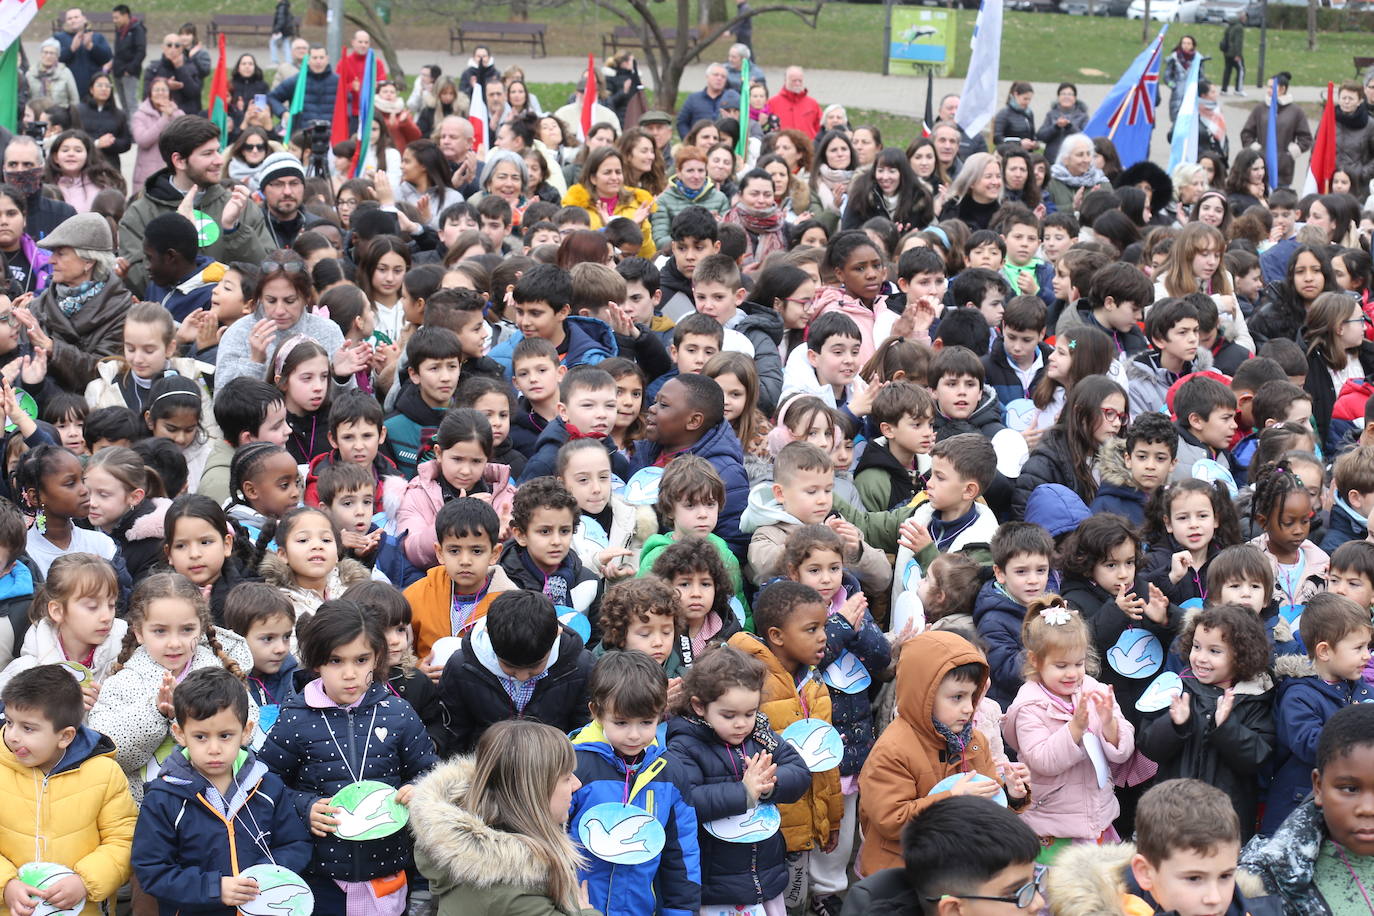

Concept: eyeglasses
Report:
left=242, top=143, right=267, bottom=153
left=0, top=312, right=18, bottom=328
left=1101, top=406, right=1126, bottom=423
left=262, top=260, right=305, bottom=274
left=925, top=866, right=1045, bottom=910
left=1343, top=314, right=1372, bottom=326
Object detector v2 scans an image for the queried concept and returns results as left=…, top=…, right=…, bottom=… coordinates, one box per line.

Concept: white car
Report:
left=1127, top=0, right=1203, bottom=20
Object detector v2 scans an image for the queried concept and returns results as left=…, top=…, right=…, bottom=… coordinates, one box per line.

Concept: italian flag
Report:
left=208, top=33, right=230, bottom=149
left=0, top=0, right=47, bottom=132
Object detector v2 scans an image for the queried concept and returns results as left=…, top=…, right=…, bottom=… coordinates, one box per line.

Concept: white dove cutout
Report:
left=18, top=863, right=83, bottom=916
left=577, top=802, right=666, bottom=865
left=1135, top=671, right=1184, bottom=714
left=781, top=719, right=843, bottom=772
left=558, top=608, right=592, bottom=642
left=927, top=773, right=1008, bottom=807
left=330, top=780, right=409, bottom=841
left=1106, top=629, right=1164, bottom=679
left=703, top=803, right=782, bottom=843
left=238, top=864, right=315, bottom=916
left=622, top=467, right=664, bottom=505
left=1003, top=398, right=1038, bottom=433
left=822, top=651, right=872, bottom=694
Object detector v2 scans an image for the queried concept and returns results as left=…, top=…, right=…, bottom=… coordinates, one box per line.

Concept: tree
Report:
left=1307, top=0, right=1317, bottom=50
left=305, top=0, right=406, bottom=81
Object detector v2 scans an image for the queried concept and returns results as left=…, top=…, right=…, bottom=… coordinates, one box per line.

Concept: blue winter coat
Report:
left=1262, top=663, right=1374, bottom=835
left=246, top=653, right=299, bottom=709
left=972, top=579, right=1028, bottom=709
left=821, top=600, right=891, bottom=777
left=518, top=416, right=630, bottom=484
left=143, top=254, right=218, bottom=322
left=676, top=89, right=724, bottom=139
left=132, top=749, right=313, bottom=915
left=258, top=680, right=438, bottom=883
left=981, top=337, right=1049, bottom=409
left=632, top=419, right=750, bottom=551
left=269, top=65, right=340, bottom=126
left=489, top=315, right=619, bottom=375
left=54, top=29, right=112, bottom=96
left=569, top=721, right=701, bottom=916
left=1319, top=497, right=1368, bottom=556
left=1089, top=483, right=1148, bottom=527
left=664, top=715, right=811, bottom=906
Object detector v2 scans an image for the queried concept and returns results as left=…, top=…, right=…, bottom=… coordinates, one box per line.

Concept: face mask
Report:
left=4, top=168, right=41, bottom=198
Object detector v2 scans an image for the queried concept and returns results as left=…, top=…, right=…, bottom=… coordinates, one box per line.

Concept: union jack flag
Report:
left=1085, top=24, right=1169, bottom=169
left=1108, top=47, right=1160, bottom=131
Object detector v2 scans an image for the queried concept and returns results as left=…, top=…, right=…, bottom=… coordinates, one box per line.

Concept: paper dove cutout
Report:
left=1082, top=731, right=1111, bottom=789
left=558, top=609, right=592, bottom=642
left=622, top=467, right=664, bottom=505
left=1179, top=597, right=1205, bottom=612
left=331, top=781, right=408, bottom=841
left=1135, top=671, right=1184, bottom=713
left=1280, top=603, right=1306, bottom=627
left=1191, top=458, right=1238, bottom=499
left=822, top=651, right=873, bottom=694
left=19, top=863, right=83, bottom=916
left=927, top=773, right=1008, bottom=807
left=781, top=719, right=843, bottom=772
left=238, top=864, right=315, bottom=916
left=1003, top=398, right=1038, bottom=432
left=1106, top=630, right=1164, bottom=679
left=577, top=803, right=666, bottom=865
left=430, top=636, right=463, bottom=670
left=703, top=803, right=782, bottom=843
left=580, top=517, right=610, bottom=549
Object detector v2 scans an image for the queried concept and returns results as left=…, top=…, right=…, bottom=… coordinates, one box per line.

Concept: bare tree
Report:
left=306, top=0, right=406, bottom=81
left=1307, top=0, right=1317, bottom=50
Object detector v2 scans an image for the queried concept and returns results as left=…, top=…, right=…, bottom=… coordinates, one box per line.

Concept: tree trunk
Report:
left=1307, top=0, right=1317, bottom=50
left=1142, top=0, right=1152, bottom=40
left=511, top=0, right=529, bottom=20
left=345, top=2, right=404, bottom=82
left=709, top=0, right=730, bottom=25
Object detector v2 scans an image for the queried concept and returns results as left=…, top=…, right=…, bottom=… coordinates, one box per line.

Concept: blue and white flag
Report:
left=1084, top=24, right=1168, bottom=169
left=1265, top=76, right=1280, bottom=190
left=1167, top=52, right=1201, bottom=173
left=956, top=0, right=1003, bottom=138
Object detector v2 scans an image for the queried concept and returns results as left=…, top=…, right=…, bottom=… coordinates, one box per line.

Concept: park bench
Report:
left=601, top=25, right=701, bottom=59
left=207, top=14, right=300, bottom=44
left=1356, top=56, right=1374, bottom=77
left=449, top=21, right=548, bottom=58
left=50, top=11, right=132, bottom=34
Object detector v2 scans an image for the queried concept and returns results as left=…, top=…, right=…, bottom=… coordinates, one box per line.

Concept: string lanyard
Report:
left=1333, top=842, right=1374, bottom=912
left=248, top=675, right=274, bottom=705
left=1192, top=568, right=1207, bottom=604
left=320, top=704, right=379, bottom=785
left=796, top=670, right=813, bottom=719
left=1276, top=554, right=1307, bottom=605
left=1037, top=682, right=1075, bottom=716
left=292, top=414, right=318, bottom=460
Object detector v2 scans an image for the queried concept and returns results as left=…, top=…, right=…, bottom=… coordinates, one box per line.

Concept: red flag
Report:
left=330, top=68, right=351, bottom=146
left=208, top=34, right=230, bottom=148
left=580, top=53, right=595, bottom=139
left=1304, top=82, right=1337, bottom=195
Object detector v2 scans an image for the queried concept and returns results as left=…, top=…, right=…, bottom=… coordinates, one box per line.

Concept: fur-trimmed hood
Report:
left=123, top=496, right=172, bottom=542
left=410, top=757, right=584, bottom=911
left=1045, top=842, right=1138, bottom=916
left=258, top=552, right=370, bottom=590
left=1096, top=437, right=1135, bottom=489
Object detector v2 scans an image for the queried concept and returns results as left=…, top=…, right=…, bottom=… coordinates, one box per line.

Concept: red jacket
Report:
left=768, top=87, right=821, bottom=137
left=337, top=50, right=387, bottom=117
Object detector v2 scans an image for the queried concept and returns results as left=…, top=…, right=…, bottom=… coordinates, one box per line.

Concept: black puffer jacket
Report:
left=992, top=104, right=1036, bottom=146
left=76, top=99, right=131, bottom=170
left=1247, top=282, right=1306, bottom=345
left=1011, top=427, right=1089, bottom=521
left=1305, top=339, right=1374, bottom=453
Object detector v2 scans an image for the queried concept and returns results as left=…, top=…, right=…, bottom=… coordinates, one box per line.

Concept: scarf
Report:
left=53, top=279, right=104, bottom=317
left=1337, top=105, right=1371, bottom=131
left=670, top=175, right=713, bottom=201
left=818, top=165, right=853, bottom=189
left=520, top=548, right=574, bottom=607
left=932, top=714, right=975, bottom=762
left=1173, top=44, right=1196, bottom=66
left=1199, top=98, right=1226, bottom=140
left=684, top=711, right=779, bottom=753
left=1050, top=161, right=1108, bottom=189
left=5, top=168, right=41, bottom=198
left=1008, top=97, right=1029, bottom=114
left=725, top=203, right=787, bottom=266
left=374, top=95, right=405, bottom=115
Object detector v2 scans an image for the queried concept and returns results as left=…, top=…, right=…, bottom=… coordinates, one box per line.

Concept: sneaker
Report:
left=1236, top=89, right=1248, bottom=97
left=810, top=894, right=844, bottom=916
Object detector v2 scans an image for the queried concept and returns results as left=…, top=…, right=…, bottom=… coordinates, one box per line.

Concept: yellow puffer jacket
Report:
left=561, top=183, right=658, bottom=259
left=0, top=726, right=137, bottom=913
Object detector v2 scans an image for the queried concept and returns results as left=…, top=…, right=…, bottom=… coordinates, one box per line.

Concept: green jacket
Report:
left=833, top=497, right=919, bottom=554
left=638, top=531, right=749, bottom=623
left=1222, top=21, right=1245, bottom=57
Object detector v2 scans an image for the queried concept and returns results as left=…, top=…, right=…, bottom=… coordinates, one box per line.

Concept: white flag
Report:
left=1167, top=53, right=1200, bottom=174
left=956, top=0, right=1003, bottom=138
left=0, top=0, right=45, bottom=53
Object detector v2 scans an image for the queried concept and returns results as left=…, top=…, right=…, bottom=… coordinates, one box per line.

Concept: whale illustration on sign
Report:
left=781, top=719, right=843, bottom=772
left=703, top=804, right=782, bottom=843
left=238, top=863, right=314, bottom=916
left=927, top=773, right=1007, bottom=807
left=1136, top=670, right=1184, bottom=713
left=822, top=651, right=872, bottom=694
left=1107, top=629, right=1164, bottom=679
left=577, top=803, right=666, bottom=865
left=331, top=780, right=409, bottom=841
left=18, top=863, right=83, bottom=916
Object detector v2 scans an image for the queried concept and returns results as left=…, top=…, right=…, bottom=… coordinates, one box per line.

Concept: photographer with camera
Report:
left=270, top=45, right=340, bottom=133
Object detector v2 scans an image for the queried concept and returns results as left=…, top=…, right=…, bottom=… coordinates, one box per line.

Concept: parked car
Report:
left=1064, top=0, right=1131, bottom=15
left=1199, top=0, right=1245, bottom=21
left=1127, top=0, right=1204, bottom=19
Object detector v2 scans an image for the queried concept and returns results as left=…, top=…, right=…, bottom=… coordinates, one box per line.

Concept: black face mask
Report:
left=3, top=168, right=41, bottom=198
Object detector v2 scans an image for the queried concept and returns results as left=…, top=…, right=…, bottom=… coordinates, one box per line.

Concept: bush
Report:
left=1266, top=3, right=1374, bottom=32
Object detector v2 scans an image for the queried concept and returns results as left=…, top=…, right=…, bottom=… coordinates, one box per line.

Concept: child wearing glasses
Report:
left=1300, top=292, right=1374, bottom=454
left=1011, top=375, right=1128, bottom=522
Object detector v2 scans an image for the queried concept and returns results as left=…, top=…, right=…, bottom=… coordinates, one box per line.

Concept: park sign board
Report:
left=885, top=5, right=956, bottom=77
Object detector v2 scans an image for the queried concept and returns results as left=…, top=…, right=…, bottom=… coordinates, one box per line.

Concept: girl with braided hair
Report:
left=1248, top=459, right=1330, bottom=610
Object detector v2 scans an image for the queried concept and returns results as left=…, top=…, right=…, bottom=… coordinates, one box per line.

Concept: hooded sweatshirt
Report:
left=738, top=481, right=891, bottom=594
left=858, top=631, right=1014, bottom=875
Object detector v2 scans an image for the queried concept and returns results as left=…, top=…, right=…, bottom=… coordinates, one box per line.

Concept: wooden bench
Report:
left=449, top=21, right=548, bottom=58
left=207, top=14, right=300, bottom=44
left=601, top=25, right=700, bottom=58
left=1356, top=55, right=1374, bottom=77
left=51, top=12, right=133, bottom=35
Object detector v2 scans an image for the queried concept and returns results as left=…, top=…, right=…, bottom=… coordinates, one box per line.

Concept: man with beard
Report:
left=2, top=136, right=75, bottom=241
left=118, top=116, right=272, bottom=297
left=258, top=152, right=307, bottom=249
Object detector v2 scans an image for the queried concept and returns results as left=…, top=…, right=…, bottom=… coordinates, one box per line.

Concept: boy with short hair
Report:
left=965, top=231, right=1007, bottom=273
left=475, top=194, right=513, bottom=252
left=858, top=630, right=1030, bottom=874
left=616, top=256, right=674, bottom=345
left=570, top=262, right=672, bottom=384
left=1258, top=338, right=1309, bottom=387
left=854, top=381, right=937, bottom=512
left=727, top=581, right=843, bottom=912
left=983, top=295, right=1051, bottom=408
left=1226, top=249, right=1264, bottom=315
left=222, top=582, right=299, bottom=709
left=385, top=326, right=463, bottom=476
left=660, top=206, right=721, bottom=322
left=303, top=389, right=402, bottom=508
left=1322, top=445, right=1374, bottom=553
left=1056, top=259, right=1151, bottom=355
left=202, top=377, right=290, bottom=504
left=1259, top=187, right=1302, bottom=283
left=1263, top=594, right=1374, bottom=834
left=899, top=432, right=1000, bottom=569
left=929, top=347, right=1014, bottom=454
left=1229, top=356, right=1290, bottom=464
left=1051, top=778, right=1271, bottom=916
left=132, top=667, right=312, bottom=914
left=1051, top=248, right=1111, bottom=325
left=1122, top=297, right=1200, bottom=417
left=740, top=442, right=891, bottom=592
left=437, top=587, right=597, bottom=755
left=950, top=267, right=1010, bottom=350
left=1040, top=210, right=1079, bottom=264
left=646, top=312, right=723, bottom=405
left=84, top=406, right=145, bottom=451
left=637, top=455, right=747, bottom=607
left=1329, top=540, right=1374, bottom=612
left=1092, top=413, right=1179, bottom=525
left=316, top=461, right=384, bottom=566
left=0, top=665, right=137, bottom=915
left=554, top=205, right=593, bottom=235
left=405, top=497, right=515, bottom=668
left=510, top=337, right=565, bottom=457
left=892, top=247, right=948, bottom=345
left=491, top=262, right=619, bottom=373
left=603, top=217, right=644, bottom=261
left=424, top=288, right=505, bottom=383
left=694, top=252, right=786, bottom=414
left=498, top=476, right=601, bottom=626
left=633, top=374, right=751, bottom=549
left=1170, top=375, right=1241, bottom=482
left=975, top=521, right=1054, bottom=706
left=781, top=311, right=866, bottom=413
left=569, top=651, right=701, bottom=916
left=1191, top=293, right=1250, bottom=376
left=519, top=365, right=630, bottom=483
left=996, top=206, right=1055, bottom=307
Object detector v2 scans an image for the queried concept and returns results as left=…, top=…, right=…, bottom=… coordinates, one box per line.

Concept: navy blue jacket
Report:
left=518, top=416, right=630, bottom=484
left=258, top=681, right=438, bottom=883
left=508, top=395, right=550, bottom=459
left=269, top=65, right=340, bottom=125
left=54, top=29, right=112, bottom=95
left=133, top=749, right=313, bottom=915
left=144, top=254, right=218, bottom=322
left=489, top=315, right=619, bottom=375
left=1320, top=497, right=1368, bottom=555
left=972, top=579, right=1028, bottom=709
left=1263, top=665, right=1374, bottom=835
left=676, top=88, right=724, bottom=138
left=820, top=592, right=891, bottom=777
left=664, top=715, right=810, bottom=906
left=247, top=653, right=299, bottom=709
left=632, top=419, right=750, bottom=551
left=1089, top=482, right=1147, bottom=526
left=981, top=337, right=1049, bottom=408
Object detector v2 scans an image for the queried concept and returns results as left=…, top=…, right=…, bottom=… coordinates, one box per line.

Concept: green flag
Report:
left=283, top=62, right=308, bottom=139
left=0, top=44, right=18, bottom=134
left=735, top=58, right=750, bottom=159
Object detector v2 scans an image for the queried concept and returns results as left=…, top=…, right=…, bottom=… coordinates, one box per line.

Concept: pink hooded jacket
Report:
left=397, top=460, right=516, bottom=569
left=1003, top=674, right=1135, bottom=840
